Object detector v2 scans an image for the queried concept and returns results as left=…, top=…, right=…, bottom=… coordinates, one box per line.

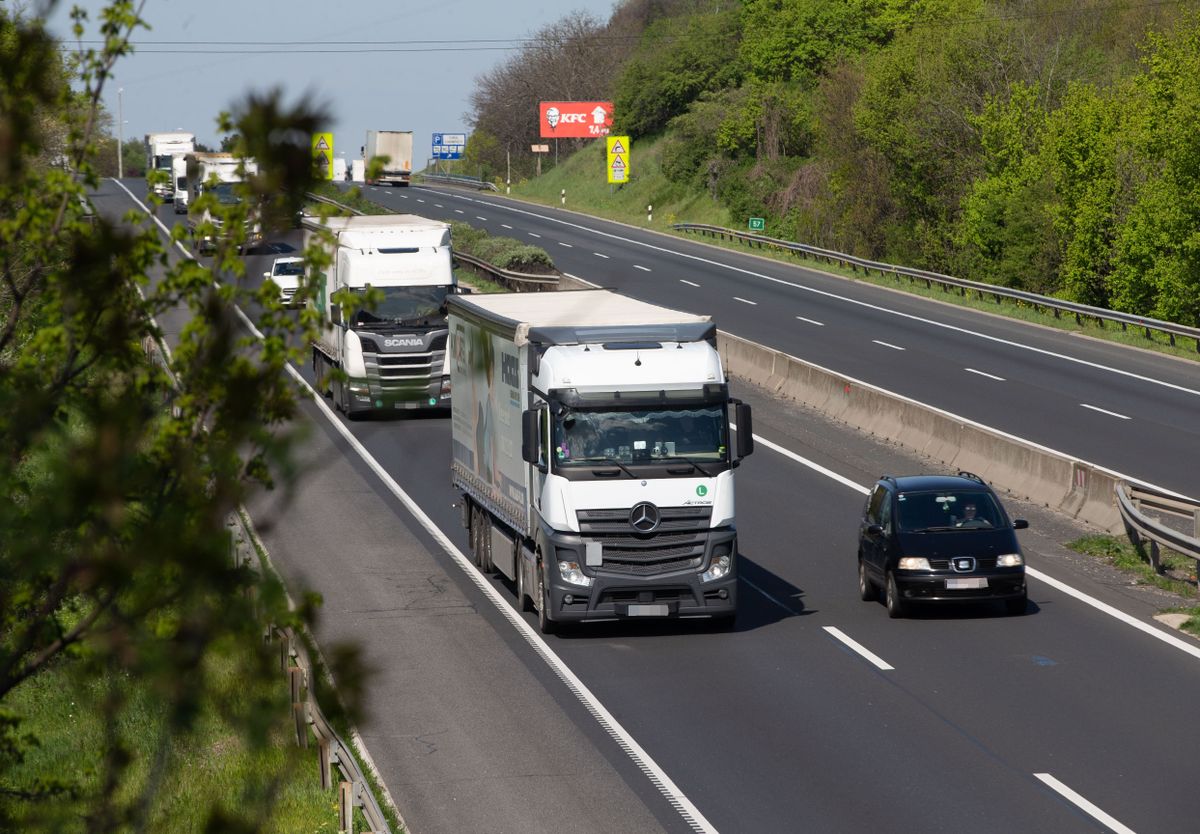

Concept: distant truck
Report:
left=364, top=130, right=414, bottom=186
left=447, top=289, right=755, bottom=633
left=303, top=214, right=456, bottom=417
left=144, top=132, right=195, bottom=200
left=182, top=152, right=261, bottom=254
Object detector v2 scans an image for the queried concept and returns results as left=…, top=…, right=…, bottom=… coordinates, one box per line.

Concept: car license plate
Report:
left=946, top=578, right=988, bottom=590
left=627, top=604, right=669, bottom=617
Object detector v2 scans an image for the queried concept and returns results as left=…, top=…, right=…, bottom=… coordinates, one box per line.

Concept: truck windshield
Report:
left=552, top=405, right=728, bottom=467
left=210, top=182, right=242, bottom=205
left=348, top=285, right=450, bottom=326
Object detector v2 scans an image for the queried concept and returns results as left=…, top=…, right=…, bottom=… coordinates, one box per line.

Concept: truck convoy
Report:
left=143, top=131, right=195, bottom=201
left=303, top=214, right=456, bottom=417
left=364, top=130, right=414, bottom=186
left=183, top=152, right=261, bottom=254
left=447, top=289, right=754, bottom=633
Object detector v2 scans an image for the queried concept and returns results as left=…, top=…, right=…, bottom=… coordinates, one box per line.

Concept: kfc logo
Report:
left=539, top=101, right=613, bottom=138
left=545, top=107, right=560, bottom=129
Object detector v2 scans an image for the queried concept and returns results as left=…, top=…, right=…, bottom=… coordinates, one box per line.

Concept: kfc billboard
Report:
left=539, top=101, right=613, bottom=138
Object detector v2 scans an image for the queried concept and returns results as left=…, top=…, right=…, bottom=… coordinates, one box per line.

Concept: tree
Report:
left=0, top=4, right=362, bottom=829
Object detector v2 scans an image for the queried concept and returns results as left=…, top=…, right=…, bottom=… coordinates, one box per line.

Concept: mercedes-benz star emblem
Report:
left=629, top=501, right=660, bottom=533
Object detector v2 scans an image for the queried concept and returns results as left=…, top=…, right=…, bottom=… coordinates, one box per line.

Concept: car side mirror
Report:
left=866, top=524, right=884, bottom=537
left=1013, top=519, right=1029, bottom=530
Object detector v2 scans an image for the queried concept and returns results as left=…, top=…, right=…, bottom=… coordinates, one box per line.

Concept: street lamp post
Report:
left=117, top=87, right=124, bottom=179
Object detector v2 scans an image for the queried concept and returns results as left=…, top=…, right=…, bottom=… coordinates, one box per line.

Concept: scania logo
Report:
left=629, top=501, right=660, bottom=533
left=383, top=336, right=423, bottom=348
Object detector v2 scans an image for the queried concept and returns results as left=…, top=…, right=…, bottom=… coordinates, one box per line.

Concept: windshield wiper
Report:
left=909, top=526, right=957, bottom=533
left=664, top=455, right=714, bottom=477
left=576, top=456, right=637, bottom=478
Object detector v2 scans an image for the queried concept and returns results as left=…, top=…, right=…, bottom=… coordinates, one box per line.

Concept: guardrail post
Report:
left=291, top=667, right=308, bottom=748
left=338, top=781, right=353, bottom=833
left=318, top=738, right=332, bottom=791
left=560, top=189, right=565, bottom=206
left=279, top=632, right=290, bottom=673
left=647, top=204, right=652, bottom=222
left=1148, top=540, right=1161, bottom=574
left=1194, top=507, right=1199, bottom=541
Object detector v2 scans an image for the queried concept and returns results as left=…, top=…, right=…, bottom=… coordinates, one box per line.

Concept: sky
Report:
left=39, top=0, right=620, bottom=168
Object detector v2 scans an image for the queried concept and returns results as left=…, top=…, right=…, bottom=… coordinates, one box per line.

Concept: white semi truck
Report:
left=364, top=130, right=414, bottom=186
left=447, top=289, right=755, bottom=633
left=144, top=131, right=195, bottom=200
left=304, top=214, right=457, bottom=417
left=183, top=152, right=261, bottom=254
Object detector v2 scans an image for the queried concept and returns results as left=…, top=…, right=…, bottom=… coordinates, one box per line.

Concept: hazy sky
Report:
left=40, top=0, right=619, bottom=165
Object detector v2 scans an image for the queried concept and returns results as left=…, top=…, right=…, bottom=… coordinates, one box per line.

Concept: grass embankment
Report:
left=504, top=138, right=1199, bottom=361
left=1068, top=535, right=1200, bottom=635
left=2, top=641, right=339, bottom=832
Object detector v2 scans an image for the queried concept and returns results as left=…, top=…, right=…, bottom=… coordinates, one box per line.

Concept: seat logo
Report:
left=629, top=501, right=660, bottom=533
left=953, top=557, right=976, bottom=572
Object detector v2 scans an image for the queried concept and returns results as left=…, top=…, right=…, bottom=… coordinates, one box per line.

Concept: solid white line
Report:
left=501, top=224, right=513, bottom=229
left=1034, top=773, right=1136, bottom=834
left=795, top=316, right=825, bottom=326
left=824, top=627, right=894, bottom=671
left=112, top=179, right=718, bottom=834
left=680, top=279, right=700, bottom=287
left=733, top=297, right=757, bottom=306
left=872, top=340, right=905, bottom=351
left=468, top=196, right=1200, bottom=400
left=1080, top=403, right=1131, bottom=420
left=965, top=368, right=1006, bottom=381
left=741, top=577, right=797, bottom=615
left=558, top=242, right=573, bottom=248
left=634, top=265, right=651, bottom=272
left=594, top=252, right=610, bottom=259
left=749, top=433, right=870, bottom=496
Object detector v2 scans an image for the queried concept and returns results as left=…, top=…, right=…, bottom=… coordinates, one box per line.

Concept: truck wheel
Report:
left=536, top=563, right=556, bottom=635
left=515, top=554, right=531, bottom=612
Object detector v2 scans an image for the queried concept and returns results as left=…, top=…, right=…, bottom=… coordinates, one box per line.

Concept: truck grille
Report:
left=577, top=507, right=711, bottom=576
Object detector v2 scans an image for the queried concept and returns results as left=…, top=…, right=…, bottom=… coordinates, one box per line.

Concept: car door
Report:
left=861, top=484, right=889, bottom=582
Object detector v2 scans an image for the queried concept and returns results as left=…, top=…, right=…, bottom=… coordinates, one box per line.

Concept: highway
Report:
left=96, top=178, right=1200, bottom=833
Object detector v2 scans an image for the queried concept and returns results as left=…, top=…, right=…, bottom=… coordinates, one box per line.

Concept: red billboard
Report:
left=538, top=101, right=613, bottom=138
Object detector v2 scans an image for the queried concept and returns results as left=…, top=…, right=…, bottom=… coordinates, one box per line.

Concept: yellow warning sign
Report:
left=312, top=132, right=334, bottom=180
left=606, top=135, right=630, bottom=184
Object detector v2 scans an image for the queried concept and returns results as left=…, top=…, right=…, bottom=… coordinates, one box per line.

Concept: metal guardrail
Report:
left=1116, top=482, right=1200, bottom=573
left=230, top=514, right=394, bottom=834
left=414, top=172, right=498, bottom=192
left=672, top=223, right=1200, bottom=351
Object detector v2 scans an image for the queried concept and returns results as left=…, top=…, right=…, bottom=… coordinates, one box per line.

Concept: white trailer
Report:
left=447, top=289, right=755, bottom=633
left=364, top=130, right=414, bottom=186
left=183, top=152, right=261, bottom=254
left=144, top=131, right=195, bottom=200
left=303, top=214, right=457, bottom=417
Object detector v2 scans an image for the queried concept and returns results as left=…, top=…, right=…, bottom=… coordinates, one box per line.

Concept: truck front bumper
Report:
left=345, top=375, right=451, bottom=414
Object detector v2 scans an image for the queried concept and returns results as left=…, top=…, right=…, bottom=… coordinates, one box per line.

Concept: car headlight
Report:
left=701, top=548, right=733, bottom=583
left=557, top=560, right=593, bottom=587
left=897, top=557, right=932, bottom=570
left=996, top=553, right=1024, bottom=568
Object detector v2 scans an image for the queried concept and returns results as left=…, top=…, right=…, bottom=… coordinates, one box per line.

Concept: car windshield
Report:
left=273, top=261, right=304, bottom=277
left=552, top=405, right=727, bottom=467
left=348, top=285, right=450, bottom=326
left=896, top=490, right=1003, bottom=532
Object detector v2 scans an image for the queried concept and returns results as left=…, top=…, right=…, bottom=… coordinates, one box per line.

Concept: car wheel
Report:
left=1005, top=595, right=1027, bottom=616
left=858, top=556, right=876, bottom=601
left=885, top=572, right=907, bottom=619
left=536, top=563, right=556, bottom=635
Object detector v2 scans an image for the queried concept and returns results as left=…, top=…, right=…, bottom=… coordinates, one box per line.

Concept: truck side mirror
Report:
left=330, top=305, right=342, bottom=326
left=735, top=401, right=754, bottom=459
left=521, top=409, right=541, bottom=466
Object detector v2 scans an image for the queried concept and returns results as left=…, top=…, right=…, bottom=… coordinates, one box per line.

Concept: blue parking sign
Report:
left=433, top=132, right=466, bottom=160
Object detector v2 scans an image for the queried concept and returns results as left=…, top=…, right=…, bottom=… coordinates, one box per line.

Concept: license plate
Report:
left=627, top=604, right=669, bottom=617
left=946, top=578, right=988, bottom=590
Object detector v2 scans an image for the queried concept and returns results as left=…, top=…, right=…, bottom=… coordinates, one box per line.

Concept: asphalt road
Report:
left=94, top=179, right=1200, bottom=833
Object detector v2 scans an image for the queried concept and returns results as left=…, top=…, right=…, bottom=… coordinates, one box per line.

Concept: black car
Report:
left=858, top=472, right=1028, bottom=618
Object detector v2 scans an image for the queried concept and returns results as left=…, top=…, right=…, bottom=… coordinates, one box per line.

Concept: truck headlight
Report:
left=701, top=546, right=733, bottom=583
left=557, top=560, right=593, bottom=587
left=897, top=557, right=932, bottom=570
left=996, top=553, right=1024, bottom=568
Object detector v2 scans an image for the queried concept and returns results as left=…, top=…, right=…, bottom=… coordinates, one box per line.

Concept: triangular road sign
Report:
left=609, top=140, right=626, bottom=154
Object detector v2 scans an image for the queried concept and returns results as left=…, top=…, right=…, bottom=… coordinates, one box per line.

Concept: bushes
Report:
left=450, top=221, right=556, bottom=274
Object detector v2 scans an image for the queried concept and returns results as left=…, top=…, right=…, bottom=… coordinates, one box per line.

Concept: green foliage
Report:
left=612, top=9, right=744, bottom=138
left=451, top=221, right=555, bottom=274
left=0, top=4, right=366, bottom=831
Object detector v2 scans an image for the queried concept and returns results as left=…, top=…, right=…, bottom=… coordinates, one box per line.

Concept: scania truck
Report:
left=304, top=214, right=456, bottom=417
left=144, top=131, right=195, bottom=200
left=364, top=130, right=414, bottom=186
left=183, top=152, right=261, bottom=254
left=447, top=289, right=754, bottom=633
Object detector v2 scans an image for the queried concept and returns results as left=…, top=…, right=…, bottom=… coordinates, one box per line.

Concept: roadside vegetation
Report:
left=1068, top=536, right=1200, bottom=636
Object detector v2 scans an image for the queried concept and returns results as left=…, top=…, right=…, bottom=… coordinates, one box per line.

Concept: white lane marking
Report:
left=733, top=297, right=757, bottom=306
left=741, top=577, right=797, bottom=615
left=501, top=224, right=513, bottom=230
left=434, top=204, right=443, bottom=208
left=680, top=279, right=700, bottom=287
left=469, top=196, right=1200, bottom=400
left=454, top=209, right=465, bottom=214
left=594, top=252, right=610, bottom=259
left=795, top=316, right=825, bottom=326
left=634, top=265, right=651, bottom=272
left=749, top=432, right=869, bottom=496
left=416, top=198, right=425, bottom=203
left=558, top=242, right=573, bottom=248
left=872, top=340, right=905, bottom=351
left=824, top=627, right=895, bottom=671
left=399, top=194, right=408, bottom=199
left=528, top=232, right=541, bottom=238
left=1080, top=403, right=1131, bottom=420
left=113, top=180, right=718, bottom=834
left=476, top=216, right=487, bottom=221
left=1034, top=773, right=1136, bottom=834
left=965, top=368, right=1006, bottom=381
